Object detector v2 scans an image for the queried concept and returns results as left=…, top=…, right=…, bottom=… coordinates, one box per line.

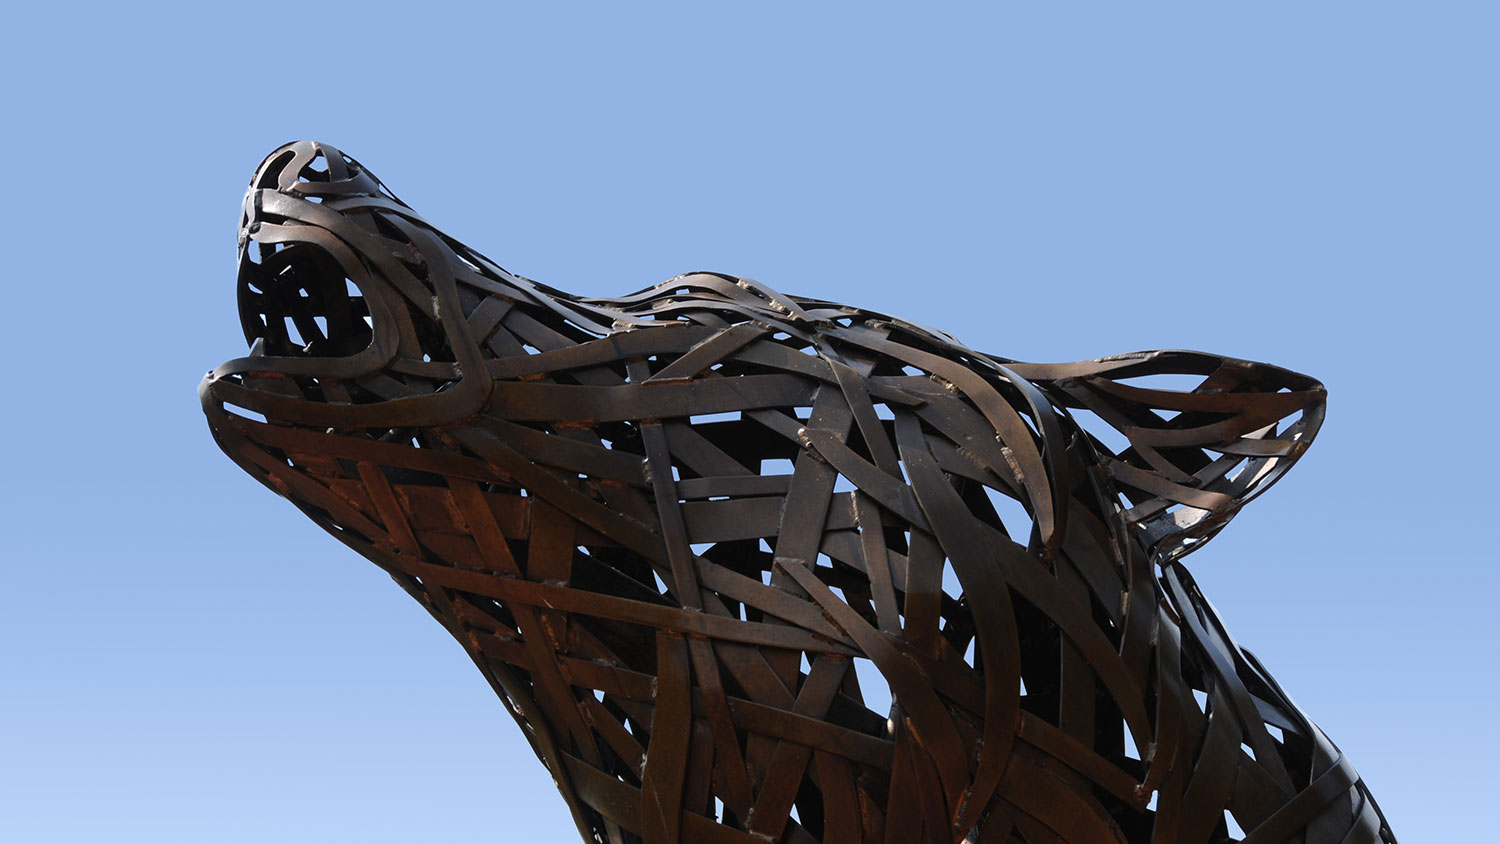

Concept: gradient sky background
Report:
left=3, top=4, right=1493, bottom=841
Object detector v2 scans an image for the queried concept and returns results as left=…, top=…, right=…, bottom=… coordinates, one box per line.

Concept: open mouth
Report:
left=237, top=231, right=375, bottom=359
left=205, top=141, right=496, bottom=433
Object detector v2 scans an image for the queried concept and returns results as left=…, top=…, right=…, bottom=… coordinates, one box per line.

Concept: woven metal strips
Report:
left=202, top=142, right=1395, bottom=844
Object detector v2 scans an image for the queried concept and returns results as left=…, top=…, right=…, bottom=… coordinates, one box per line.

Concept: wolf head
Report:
left=201, top=142, right=1390, bottom=844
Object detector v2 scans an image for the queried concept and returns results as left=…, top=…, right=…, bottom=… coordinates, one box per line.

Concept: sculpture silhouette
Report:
left=202, top=141, right=1395, bottom=844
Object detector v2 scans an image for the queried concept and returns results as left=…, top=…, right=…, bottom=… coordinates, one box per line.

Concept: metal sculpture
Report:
left=201, top=141, right=1395, bottom=844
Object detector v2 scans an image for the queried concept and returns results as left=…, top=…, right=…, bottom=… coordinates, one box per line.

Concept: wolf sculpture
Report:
left=202, top=141, right=1395, bottom=844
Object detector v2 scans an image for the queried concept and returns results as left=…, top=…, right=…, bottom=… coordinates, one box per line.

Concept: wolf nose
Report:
left=238, top=141, right=398, bottom=248
left=249, top=140, right=379, bottom=196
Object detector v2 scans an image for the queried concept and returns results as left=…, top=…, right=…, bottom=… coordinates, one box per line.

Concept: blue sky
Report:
left=3, top=3, right=1492, bottom=841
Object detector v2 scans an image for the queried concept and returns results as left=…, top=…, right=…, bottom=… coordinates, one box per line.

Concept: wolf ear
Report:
left=1008, top=350, right=1326, bottom=563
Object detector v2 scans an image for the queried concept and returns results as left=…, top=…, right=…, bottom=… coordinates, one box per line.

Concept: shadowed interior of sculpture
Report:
left=202, top=141, right=1395, bottom=844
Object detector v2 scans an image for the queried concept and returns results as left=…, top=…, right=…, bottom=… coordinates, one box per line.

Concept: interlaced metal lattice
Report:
left=202, top=141, right=1395, bottom=844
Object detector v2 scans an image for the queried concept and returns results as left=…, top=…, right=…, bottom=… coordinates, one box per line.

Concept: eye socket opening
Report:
left=238, top=236, right=375, bottom=359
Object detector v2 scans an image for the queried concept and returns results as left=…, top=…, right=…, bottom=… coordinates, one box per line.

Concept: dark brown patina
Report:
left=202, top=141, right=1394, bottom=844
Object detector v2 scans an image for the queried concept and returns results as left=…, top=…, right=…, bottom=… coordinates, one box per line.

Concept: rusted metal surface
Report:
left=202, top=141, right=1395, bottom=844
